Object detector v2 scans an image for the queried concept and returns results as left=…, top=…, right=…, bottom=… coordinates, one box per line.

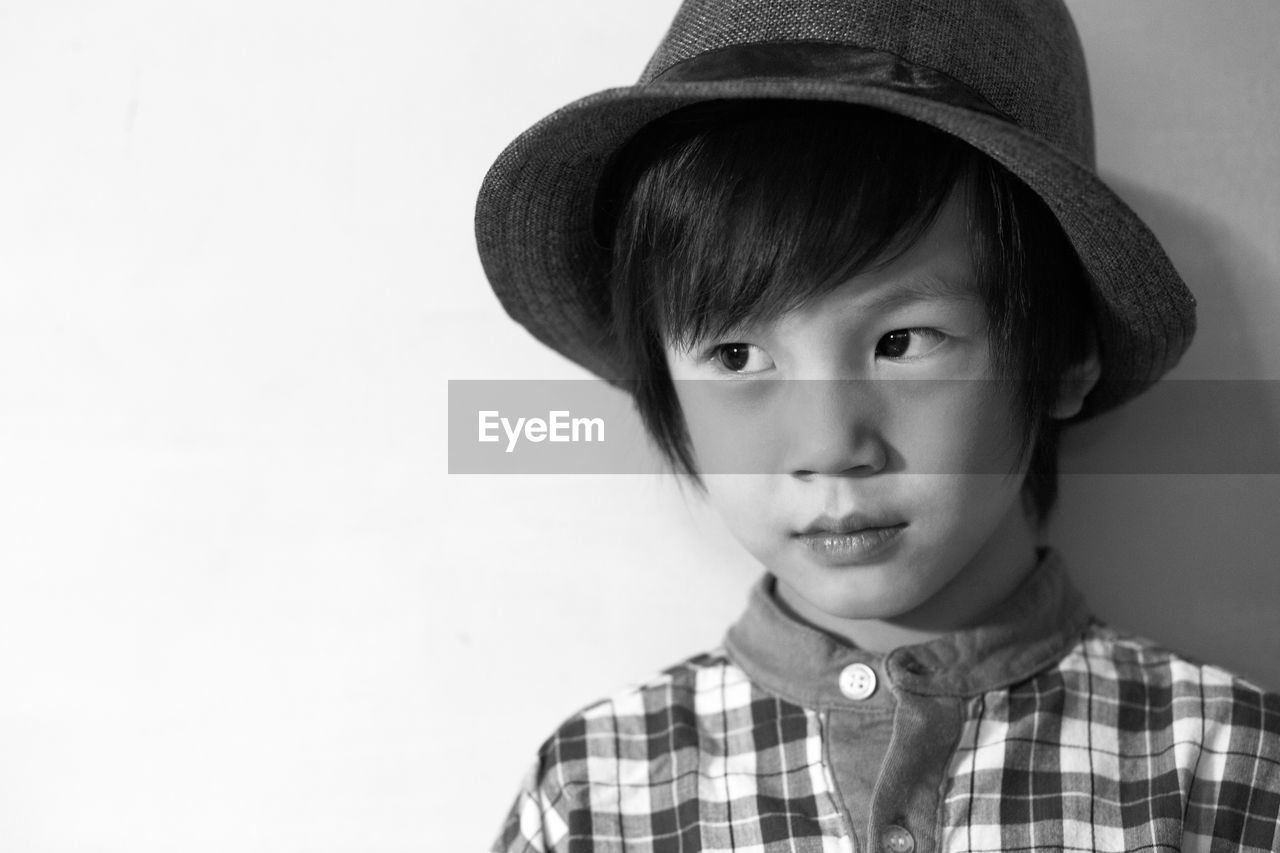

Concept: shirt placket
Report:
left=822, top=648, right=965, bottom=853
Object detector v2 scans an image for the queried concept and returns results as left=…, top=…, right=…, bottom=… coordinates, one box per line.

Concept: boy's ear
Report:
left=1052, top=331, right=1101, bottom=420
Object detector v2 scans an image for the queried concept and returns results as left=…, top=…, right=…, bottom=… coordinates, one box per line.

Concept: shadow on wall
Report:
left=1052, top=176, right=1280, bottom=692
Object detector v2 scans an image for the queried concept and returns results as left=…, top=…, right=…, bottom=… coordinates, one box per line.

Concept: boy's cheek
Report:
left=900, top=392, right=1023, bottom=474
left=699, top=474, right=787, bottom=554
left=678, top=386, right=790, bottom=475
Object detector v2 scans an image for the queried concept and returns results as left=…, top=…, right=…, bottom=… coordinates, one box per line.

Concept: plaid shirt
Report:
left=494, top=553, right=1280, bottom=852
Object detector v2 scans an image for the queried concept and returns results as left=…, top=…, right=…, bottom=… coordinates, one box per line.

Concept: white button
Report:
left=881, top=824, right=915, bottom=853
left=837, top=662, right=877, bottom=700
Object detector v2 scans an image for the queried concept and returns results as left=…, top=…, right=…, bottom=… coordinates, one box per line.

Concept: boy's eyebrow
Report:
left=668, top=272, right=983, bottom=351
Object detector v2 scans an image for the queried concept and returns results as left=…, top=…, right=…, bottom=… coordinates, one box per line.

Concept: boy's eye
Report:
left=875, top=328, right=946, bottom=360
left=709, top=343, right=774, bottom=374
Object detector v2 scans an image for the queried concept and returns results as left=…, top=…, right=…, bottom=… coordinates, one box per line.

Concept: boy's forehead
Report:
left=801, top=192, right=981, bottom=315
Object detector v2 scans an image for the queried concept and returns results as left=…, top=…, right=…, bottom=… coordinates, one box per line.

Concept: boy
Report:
left=475, top=0, right=1280, bottom=850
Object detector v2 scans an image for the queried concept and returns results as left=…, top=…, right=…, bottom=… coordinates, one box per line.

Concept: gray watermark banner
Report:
left=448, top=380, right=662, bottom=474
left=447, top=379, right=1280, bottom=474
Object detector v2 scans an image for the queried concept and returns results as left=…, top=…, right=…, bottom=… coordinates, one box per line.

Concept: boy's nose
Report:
left=783, top=380, right=889, bottom=479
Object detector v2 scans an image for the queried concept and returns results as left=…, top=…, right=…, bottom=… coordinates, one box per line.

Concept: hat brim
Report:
left=475, top=78, right=1196, bottom=417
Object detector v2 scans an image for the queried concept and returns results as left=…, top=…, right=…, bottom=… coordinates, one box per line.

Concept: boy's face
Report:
left=665, top=192, right=1044, bottom=631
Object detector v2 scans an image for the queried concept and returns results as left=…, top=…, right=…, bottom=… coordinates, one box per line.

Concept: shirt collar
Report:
left=723, top=550, right=1091, bottom=707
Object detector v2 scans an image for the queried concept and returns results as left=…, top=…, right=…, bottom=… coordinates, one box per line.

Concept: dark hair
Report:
left=598, top=100, right=1092, bottom=520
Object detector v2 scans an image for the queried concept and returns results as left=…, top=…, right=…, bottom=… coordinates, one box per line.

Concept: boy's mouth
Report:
left=793, top=516, right=907, bottom=565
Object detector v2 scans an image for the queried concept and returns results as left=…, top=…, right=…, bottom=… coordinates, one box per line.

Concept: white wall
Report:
left=0, top=2, right=1276, bottom=851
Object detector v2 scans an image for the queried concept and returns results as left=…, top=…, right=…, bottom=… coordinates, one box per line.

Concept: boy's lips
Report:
left=793, top=515, right=907, bottom=566
left=796, top=512, right=902, bottom=536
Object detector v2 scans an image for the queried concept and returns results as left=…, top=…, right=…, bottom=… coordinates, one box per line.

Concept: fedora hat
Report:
left=474, top=0, right=1196, bottom=416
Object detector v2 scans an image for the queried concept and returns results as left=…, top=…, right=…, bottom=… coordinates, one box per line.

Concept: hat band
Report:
left=650, top=41, right=1013, bottom=124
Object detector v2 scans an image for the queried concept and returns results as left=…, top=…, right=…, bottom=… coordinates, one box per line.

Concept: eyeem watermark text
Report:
left=478, top=410, right=606, bottom=453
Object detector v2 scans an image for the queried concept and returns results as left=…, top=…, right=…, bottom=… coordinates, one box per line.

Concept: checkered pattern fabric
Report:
left=493, top=625, right=1280, bottom=852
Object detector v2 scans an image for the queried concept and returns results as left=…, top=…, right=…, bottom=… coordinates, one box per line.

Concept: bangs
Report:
left=601, top=101, right=979, bottom=350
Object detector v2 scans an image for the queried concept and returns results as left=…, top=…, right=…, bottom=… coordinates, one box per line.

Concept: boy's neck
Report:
left=775, top=503, right=1042, bottom=655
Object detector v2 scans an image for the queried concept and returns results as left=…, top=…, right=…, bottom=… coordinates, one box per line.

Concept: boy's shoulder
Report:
left=495, top=647, right=843, bottom=852
left=518, top=644, right=825, bottom=798
left=1074, top=619, right=1280, bottom=705
left=1051, top=620, right=1280, bottom=759
left=533, top=647, right=756, bottom=759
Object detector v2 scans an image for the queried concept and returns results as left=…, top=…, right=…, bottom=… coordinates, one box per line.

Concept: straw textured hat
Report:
left=474, top=0, right=1196, bottom=415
